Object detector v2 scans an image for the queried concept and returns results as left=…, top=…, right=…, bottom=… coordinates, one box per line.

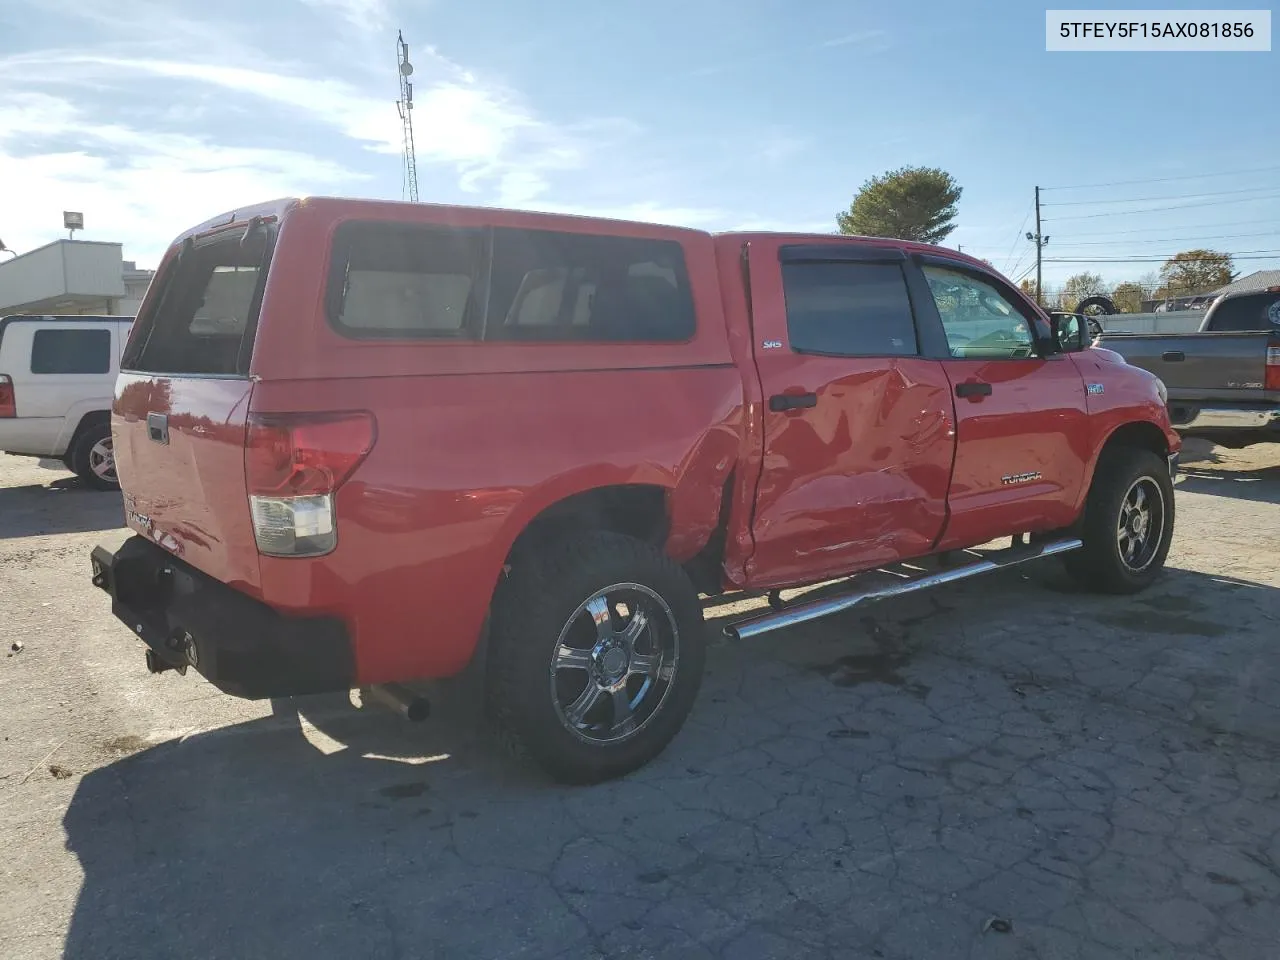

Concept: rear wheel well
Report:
left=506, top=485, right=669, bottom=565
left=65, top=410, right=111, bottom=460
left=70, top=409, right=111, bottom=439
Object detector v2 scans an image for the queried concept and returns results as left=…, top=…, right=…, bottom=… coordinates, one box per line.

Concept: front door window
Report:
left=923, top=266, right=1037, bottom=359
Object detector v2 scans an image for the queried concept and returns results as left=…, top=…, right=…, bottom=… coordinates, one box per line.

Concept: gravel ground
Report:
left=1, top=439, right=1277, bottom=960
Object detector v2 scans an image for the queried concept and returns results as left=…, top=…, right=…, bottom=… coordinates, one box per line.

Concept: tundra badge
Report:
left=1001, top=471, right=1042, bottom=486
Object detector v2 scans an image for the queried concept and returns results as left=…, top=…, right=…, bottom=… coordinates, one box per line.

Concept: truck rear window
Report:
left=123, top=226, right=271, bottom=376
left=326, top=223, right=695, bottom=342
left=1208, top=293, right=1280, bottom=332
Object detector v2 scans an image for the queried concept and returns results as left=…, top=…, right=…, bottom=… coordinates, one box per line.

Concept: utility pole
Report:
left=1025, top=186, right=1049, bottom=305
left=396, top=31, right=420, bottom=203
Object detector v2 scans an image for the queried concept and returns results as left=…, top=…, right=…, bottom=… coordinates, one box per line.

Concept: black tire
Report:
left=67, top=419, right=118, bottom=490
left=1063, top=447, right=1174, bottom=594
left=1076, top=295, right=1116, bottom=317
left=487, top=531, right=706, bottom=784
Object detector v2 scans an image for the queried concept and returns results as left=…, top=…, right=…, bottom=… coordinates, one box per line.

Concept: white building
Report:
left=0, top=240, right=155, bottom=317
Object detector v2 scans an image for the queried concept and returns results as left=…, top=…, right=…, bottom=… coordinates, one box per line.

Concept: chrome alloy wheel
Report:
left=549, top=583, right=679, bottom=744
left=1117, top=476, right=1165, bottom=573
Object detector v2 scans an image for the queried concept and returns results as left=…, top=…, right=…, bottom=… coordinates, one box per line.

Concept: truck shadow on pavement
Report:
left=0, top=480, right=123, bottom=539
left=1177, top=463, right=1280, bottom=505
left=59, top=562, right=1280, bottom=960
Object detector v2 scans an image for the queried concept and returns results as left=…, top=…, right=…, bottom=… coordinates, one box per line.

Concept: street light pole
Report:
left=1026, top=186, right=1050, bottom=305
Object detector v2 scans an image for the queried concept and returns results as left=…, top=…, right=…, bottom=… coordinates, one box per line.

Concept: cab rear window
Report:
left=1207, top=293, right=1280, bottom=332
left=326, top=222, right=695, bottom=342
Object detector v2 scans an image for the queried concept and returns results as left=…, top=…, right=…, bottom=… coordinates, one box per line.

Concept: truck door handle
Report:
left=954, top=381, right=992, bottom=399
left=769, top=392, right=818, bottom=412
left=147, top=412, right=169, bottom=445
left=1161, top=350, right=1185, bottom=362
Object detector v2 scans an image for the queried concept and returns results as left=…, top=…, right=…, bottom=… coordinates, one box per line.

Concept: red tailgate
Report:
left=114, top=374, right=260, bottom=592
left=111, top=214, right=277, bottom=594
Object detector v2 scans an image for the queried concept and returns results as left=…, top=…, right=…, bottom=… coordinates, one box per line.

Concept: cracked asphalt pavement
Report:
left=1, top=440, right=1278, bottom=959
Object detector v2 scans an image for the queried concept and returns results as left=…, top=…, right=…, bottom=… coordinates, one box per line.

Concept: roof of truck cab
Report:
left=177, top=197, right=714, bottom=243
left=713, top=231, right=993, bottom=270
left=174, top=197, right=303, bottom=243
left=171, top=197, right=990, bottom=273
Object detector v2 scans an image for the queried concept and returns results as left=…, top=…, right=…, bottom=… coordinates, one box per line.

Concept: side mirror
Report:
left=1049, top=312, right=1087, bottom=353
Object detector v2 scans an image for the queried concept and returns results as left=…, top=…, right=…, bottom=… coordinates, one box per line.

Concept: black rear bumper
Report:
left=90, top=533, right=354, bottom=699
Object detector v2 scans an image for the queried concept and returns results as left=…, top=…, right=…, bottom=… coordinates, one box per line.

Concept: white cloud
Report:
left=0, top=49, right=610, bottom=209
left=821, top=30, right=888, bottom=48
left=534, top=201, right=729, bottom=229
left=0, top=92, right=365, bottom=265
left=1, top=54, right=403, bottom=150
left=728, top=217, right=835, bottom=234
left=689, top=28, right=891, bottom=76
left=297, top=0, right=392, bottom=31
left=0, top=2, right=814, bottom=267
left=759, top=135, right=809, bottom=166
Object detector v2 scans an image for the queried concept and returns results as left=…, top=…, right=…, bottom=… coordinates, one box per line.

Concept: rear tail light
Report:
left=245, top=411, right=376, bottom=557
left=0, top=376, right=13, bottom=418
left=1266, top=346, right=1280, bottom=392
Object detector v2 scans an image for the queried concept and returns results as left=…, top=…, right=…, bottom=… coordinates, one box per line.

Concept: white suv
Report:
left=0, top=315, right=132, bottom=488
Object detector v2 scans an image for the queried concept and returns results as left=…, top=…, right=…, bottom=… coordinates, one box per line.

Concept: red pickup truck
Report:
left=90, top=198, right=1179, bottom=782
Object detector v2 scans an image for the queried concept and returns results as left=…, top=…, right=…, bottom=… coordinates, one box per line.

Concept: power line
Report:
left=1005, top=248, right=1031, bottom=280
left=961, top=230, right=1280, bottom=256
left=1045, top=252, right=1280, bottom=264
left=1047, top=230, right=1280, bottom=248
left=949, top=223, right=1280, bottom=261
left=998, top=202, right=1034, bottom=274
left=1044, top=191, right=1280, bottom=221
left=1050, top=217, right=1280, bottom=239
left=1041, top=184, right=1280, bottom=207
left=1009, top=257, right=1038, bottom=283
left=1042, top=164, right=1280, bottom=191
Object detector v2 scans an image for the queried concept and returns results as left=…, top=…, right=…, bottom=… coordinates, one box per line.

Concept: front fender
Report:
left=1071, top=352, right=1180, bottom=515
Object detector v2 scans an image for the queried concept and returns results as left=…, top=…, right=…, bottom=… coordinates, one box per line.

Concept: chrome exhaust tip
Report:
left=363, top=683, right=431, bottom=722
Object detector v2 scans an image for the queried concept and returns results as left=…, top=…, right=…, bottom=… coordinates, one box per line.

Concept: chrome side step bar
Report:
left=723, top=538, right=1082, bottom=642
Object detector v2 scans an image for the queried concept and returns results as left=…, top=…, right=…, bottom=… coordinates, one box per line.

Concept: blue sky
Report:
left=1, top=0, right=1277, bottom=290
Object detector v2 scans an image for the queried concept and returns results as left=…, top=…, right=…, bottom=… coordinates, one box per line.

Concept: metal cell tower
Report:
left=396, top=30, right=420, bottom=202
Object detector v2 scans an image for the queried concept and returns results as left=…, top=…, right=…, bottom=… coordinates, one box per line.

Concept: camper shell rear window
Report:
left=122, top=222, right=274, bottom=376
